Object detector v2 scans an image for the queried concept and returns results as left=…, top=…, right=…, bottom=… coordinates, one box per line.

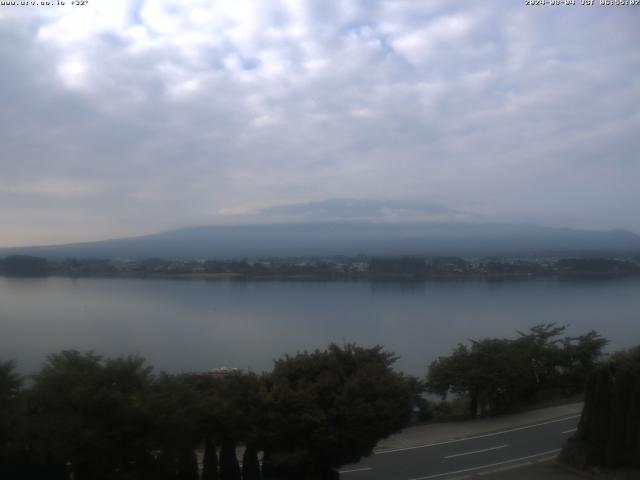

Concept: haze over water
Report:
left=2, top=276, right=639, bottom=376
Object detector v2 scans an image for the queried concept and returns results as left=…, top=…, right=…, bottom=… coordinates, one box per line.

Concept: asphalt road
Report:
left=339, top=414, right=580, bottom=480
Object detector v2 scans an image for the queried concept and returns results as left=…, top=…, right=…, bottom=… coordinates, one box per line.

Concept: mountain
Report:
left=2, top=223, right=640, bottom=260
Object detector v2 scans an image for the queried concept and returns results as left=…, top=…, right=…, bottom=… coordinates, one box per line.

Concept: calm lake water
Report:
left=1, top=276, right=639, bottom=376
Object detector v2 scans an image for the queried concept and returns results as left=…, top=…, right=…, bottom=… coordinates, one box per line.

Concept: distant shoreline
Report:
left=1, top=271, right=638, bottom=282
left=2, top=254, right=639, bottom=280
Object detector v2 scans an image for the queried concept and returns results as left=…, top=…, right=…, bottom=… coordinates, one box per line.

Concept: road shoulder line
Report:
left=407, top=448, right=561, bottom=480
left=444, top=444, right=508, bottom=459
left=339, top=467, right=373, bottom=474
left=375, top=414, right=579, bottom=455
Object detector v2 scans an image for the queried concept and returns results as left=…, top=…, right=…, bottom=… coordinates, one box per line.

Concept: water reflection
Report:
left=1, top=276, right=639, bottom=376
left=369, top=281, right=427, bottom=294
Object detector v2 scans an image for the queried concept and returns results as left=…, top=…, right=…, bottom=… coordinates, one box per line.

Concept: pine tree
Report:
left=588, top=367, right=612, bottom=465
left=606, top=369, right=633, bottom=466
left=219, top=437, right=241, bottom=480
left=177, top=449, right=199, bottom=480
left=202, top=434, right=219, bottom=480
left=241, top=443, right=261, bottom=480
left=563, top=346, right=640, bottom=469
left=622, top=361, right=640, bottom=467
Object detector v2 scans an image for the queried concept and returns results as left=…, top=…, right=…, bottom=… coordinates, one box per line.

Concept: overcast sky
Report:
left=0, top=0, right=638, bottom=247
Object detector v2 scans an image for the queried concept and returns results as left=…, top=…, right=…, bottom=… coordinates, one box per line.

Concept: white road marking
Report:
left=533, top=455, right=560, bottom=464
left=340, top=467, right=373, bottom=474
left=477, top=461, right=534, bottom=476
left=444, top=444, right=508, bottom=459
left=376, top=415, right=580, bottom=455
left=562, top=428, right=577, bottom=434
left=407, top=448, right=561, bottom=480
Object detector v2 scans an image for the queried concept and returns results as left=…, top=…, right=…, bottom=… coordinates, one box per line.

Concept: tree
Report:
left=177, top=448, right=199, bottom=480
left=0, top=255, right=49, bottom=276
left=217, top=371, right=267, bottom=448
left=261, top=344, right=413, bottom=479
left=515, top=323, right=567, bottom=397
left=561, top=346, right=640, bottom=469
left=427, top=344, right=475, bottom=412
left=219, top=436, right=241, bottom=480
left=26, top=350, right=155, bottom=480
left=559, top=331, right=608, bottom=394
left=427, top=325, right=607, bottom=417
left=0, top=360, right=20, bottom=403
left=242, top=443, right=261, bottom=480
left=369, top=257, right=427, bottom=277
left=147, top=373, right=202, bottom=479
left=427, top=340, right=528, bottom=416
left=188, top=370, right=266, bottom=480
left=0, top=360, right=22, bottom=477
left=202, top=433, right=219, bottom=480
left=215, top=373, right=264, bottom=480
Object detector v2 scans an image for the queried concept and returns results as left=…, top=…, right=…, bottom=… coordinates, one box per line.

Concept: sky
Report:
left=0, top=0, right=639, bottom=247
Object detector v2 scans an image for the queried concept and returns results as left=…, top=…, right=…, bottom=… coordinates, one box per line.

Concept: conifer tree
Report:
left=242, top=443, right=261, bottom=480
left=219, top=436, right=241, bottom=480
left=202, top=434, right=219, bottom=480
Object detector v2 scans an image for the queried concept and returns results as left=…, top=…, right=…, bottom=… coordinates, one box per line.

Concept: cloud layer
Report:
left=0, top=0, right=639, bottom=246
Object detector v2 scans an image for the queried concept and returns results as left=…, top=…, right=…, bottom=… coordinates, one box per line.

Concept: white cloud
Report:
left=37, top=0, right=133, bottom=44
left=57, top=57, right=88, bottom=88
left=0, top=0, right=639, bottom=246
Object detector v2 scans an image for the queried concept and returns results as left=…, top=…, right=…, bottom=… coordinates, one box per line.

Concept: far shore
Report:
left=1, top=271, right=638, bottom=282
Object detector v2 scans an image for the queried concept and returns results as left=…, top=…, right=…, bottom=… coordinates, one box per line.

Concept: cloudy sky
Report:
left=0, top=0, right=638, bottom=247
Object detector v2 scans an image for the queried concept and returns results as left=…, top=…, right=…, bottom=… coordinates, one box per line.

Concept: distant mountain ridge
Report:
left=2, top=222, right=640, bottom=260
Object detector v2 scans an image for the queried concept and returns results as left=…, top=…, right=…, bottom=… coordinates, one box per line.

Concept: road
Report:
left=339, top=414, right=580, bottom=480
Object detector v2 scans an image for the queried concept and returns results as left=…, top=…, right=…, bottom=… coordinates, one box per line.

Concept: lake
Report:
left=1, top=276, right=639, bottom=376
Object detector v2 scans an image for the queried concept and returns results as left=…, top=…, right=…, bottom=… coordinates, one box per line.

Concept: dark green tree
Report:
left=427, top=339, right=528, bottom=416
left=369, top=257, right=427, bottom=277
left=242, top=443, right=261, bottom=480
left=218, top=372, right=267, bottom=446
left=177, top=449, right=199, bottom=480
left=427, top=324, right=606, bottom=417
left=0, top=360, right=22, bottom=477
left=261, top=344, right=413, bottom=479
left=219, top=436, right=241, bottom=480
left=189, top=370, right=266, bottom=480
left=0, top=255, right=49, bottom=276
left=562, top=346, right=640, bottom=469
left=427, top=344, right=475, bottom=413
left=560, top=331, right=608, bottom=394
left=26, top=351, right=155, bottom=480
left=623, top=370, right=640, bottom=466
left=202, top=433, right=219, bottom=480
left=0, top=360, right=21, bottom=437
left=148, top=373, right=202, bottom=479
left=515, top=323, right=566, bottom=397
